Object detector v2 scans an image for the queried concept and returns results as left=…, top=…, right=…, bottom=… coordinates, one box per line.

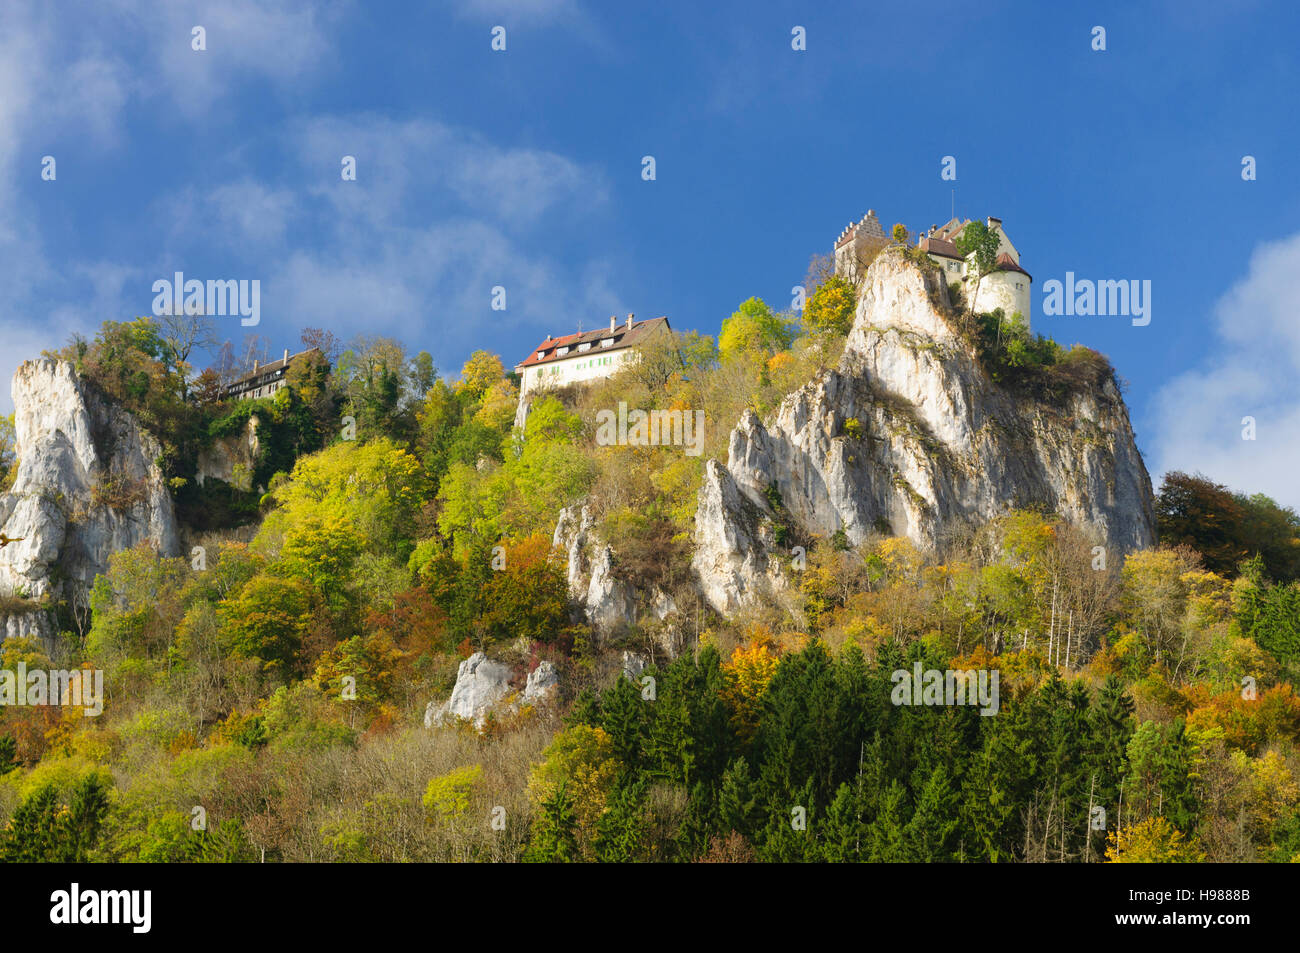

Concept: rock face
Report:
left=196, top=417, right=259, bottom=490
left=552, top=505, right=686, bottom=648
left=622, top=651, right=647, bottom=681
left=691, top=460, right=794, bottom=615
left=521, top=660, right=559, bottom=706
left=553, top=505, right=637, bottom=634
left=693, top=247, right=1156, bottom=614
left=425, top=652, right=512, bottom=728
left=424, top=653, right=559, bottom=729
left=0, top=360, right=181, bottom=641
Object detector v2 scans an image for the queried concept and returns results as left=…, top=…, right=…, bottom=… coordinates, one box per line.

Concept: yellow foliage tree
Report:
left=724, top=640, right=780, bottom=741
left=526, top=725, right=621, bottom=858
left=1105, top=816, right=1206, bottom=863
left=423, top=764, right=484, bottom=820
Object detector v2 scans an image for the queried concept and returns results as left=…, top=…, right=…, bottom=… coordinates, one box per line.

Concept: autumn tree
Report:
left=1156, top=472, right=1247, bottom=575
left=718, top=298, right=796, bottom=364
left=803, top=275, right=857, bottom=337
left=1105, top=816, right=1206, bottom=862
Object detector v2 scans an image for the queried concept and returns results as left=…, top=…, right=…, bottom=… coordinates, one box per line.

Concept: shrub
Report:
left=90, top=474, right=148, bottom=511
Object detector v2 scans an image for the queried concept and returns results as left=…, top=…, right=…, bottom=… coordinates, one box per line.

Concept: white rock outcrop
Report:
left=692, top=459, right=794, bottom=615
left=424, top=652, right=513, bottom=729
left=692, top=247, right=1156, bottom=614
left=0, top=360, right=181, bottom=641
left=424, top=654, right=560, bottom=729
left=552, top=505, right=636, bottom=634
left=622, top=651, right=647, bottom=681
left=521, top=660, right=559, bottom=706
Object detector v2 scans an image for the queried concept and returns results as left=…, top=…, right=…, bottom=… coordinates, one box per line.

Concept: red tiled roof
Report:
left=995, top=253, right=1031, bottom=280
left=920, top=235, right=963, bottom=260
left=516, top=316, right=671, bottom=369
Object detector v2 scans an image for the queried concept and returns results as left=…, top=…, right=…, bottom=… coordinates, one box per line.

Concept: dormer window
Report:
left=557, top=346, right=570, bottom=356
left=537, top=351, right=545, bottom=360
left=578, top=342, right=591, bottom=352
left=600, top=338, right=614, bottom=347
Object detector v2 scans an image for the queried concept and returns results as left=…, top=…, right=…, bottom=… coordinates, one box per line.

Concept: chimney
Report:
left=252, top=359, right=259, bottom=373
left=610, top=315, right=616, bottom=333
left=283, top=348, right=289, bottom=365
left=626, top=312, right=635, bottom=330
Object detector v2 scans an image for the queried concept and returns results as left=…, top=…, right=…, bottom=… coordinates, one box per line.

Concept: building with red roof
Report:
left=513, top=313, right=673, bottom=426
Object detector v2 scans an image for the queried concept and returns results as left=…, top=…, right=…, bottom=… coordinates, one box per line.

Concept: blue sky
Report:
left=3, top=0, right=1299, bottom=504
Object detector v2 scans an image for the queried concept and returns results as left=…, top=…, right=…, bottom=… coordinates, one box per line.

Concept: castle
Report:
left=834, top=210, right=1032, bottom=328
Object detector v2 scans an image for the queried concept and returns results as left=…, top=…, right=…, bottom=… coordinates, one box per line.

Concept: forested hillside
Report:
left=1, top=263, right=1298, bottom=864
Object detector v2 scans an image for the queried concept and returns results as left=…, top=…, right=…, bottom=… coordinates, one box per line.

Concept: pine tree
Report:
left=66, top=773, right=110, bottom=861
left=867, top=781, right=909, bottom=862
left=1087, top=674, right=1135, bottom=843
left=525, top=783, right=580, bottom=863
left=756, top=779, right=816, bottom=862
left=644, top=659, right=695, bottom=785
left=904, top=765, right=959, bottom=861
left=819, top=781, right=865, bottom=862
left=718, top=756, right=759, bottom=837
left=600, top=675, right=646, bottom=773
left=593, top=781, right=646, bottom=863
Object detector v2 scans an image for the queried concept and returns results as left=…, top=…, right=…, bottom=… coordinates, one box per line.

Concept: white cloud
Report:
left=0, top=0, right=348, bottom=412
left=127, top=0, right=343, bottom=116
left=134, top=113, right=619, bottom=375
left=1149, top=231, right=1300, bottom=508
left=160, top=181, right=298, bottom=251
left=289, top=115, right=604, bottom=228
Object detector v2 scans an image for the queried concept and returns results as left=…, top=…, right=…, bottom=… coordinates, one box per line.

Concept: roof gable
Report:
left=517, top=316, right=671, bottom=369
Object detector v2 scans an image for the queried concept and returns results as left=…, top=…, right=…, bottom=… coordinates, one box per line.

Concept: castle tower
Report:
left=833, top=210, right=889, bottom=283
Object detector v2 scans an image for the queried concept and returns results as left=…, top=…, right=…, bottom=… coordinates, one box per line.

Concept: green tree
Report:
left=955, top=220, right=1002, bottom=327
left=718, top=298, right=796, bottom=363
left=525, top=783, right=580, bottom=863
left=218, top=575, right=313, bottom=678
left=0, top=774, right=111, bottom=862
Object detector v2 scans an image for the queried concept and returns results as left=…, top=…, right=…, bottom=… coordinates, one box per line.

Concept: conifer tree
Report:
left=867, top=781, right=909, bottom=862
left=593, top=781, right=646, bottom=863
left=525, top=783, right=580, bottom=863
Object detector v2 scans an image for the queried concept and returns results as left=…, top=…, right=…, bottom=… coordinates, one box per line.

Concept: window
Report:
left=537, top=351, right=545, bottom=360
left=557, top=346, right=569, bottom=356
left=578, top=342, right=591, bottom=352
left=600, top=338, right=614, bottom=347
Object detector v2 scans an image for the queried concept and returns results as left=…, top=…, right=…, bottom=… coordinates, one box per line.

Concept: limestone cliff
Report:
left=692, top=247, right=1156, bottom=615
left=553, top=505, right=683, bottom=646
left=0, top=359, right=181, bottom=641
left=195, top=416, right=259, bottom=491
